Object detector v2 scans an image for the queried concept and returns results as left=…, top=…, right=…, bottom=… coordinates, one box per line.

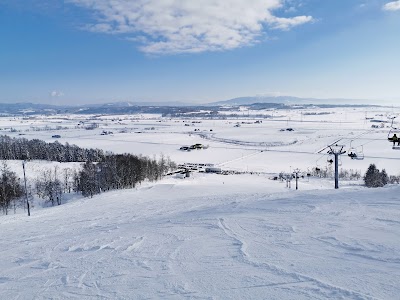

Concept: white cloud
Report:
left=271, top=15, right=313, bottom=30
left=383, top=1, right=400, bottom=11
left=67, top=0, right=313, bottom=54
left=50, top=90, right=64, bottom=97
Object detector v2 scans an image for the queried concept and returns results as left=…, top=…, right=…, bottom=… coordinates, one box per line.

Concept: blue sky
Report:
left=0, top=0, right=399, bottom=105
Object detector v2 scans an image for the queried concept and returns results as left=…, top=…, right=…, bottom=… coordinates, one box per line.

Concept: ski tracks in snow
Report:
left=216, top=217, right=378, bottom=300
left=1, top=186, right=399, bottom=299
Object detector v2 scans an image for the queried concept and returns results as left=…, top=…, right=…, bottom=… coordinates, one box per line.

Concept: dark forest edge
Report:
left=0, top=135, right=176, bottom=215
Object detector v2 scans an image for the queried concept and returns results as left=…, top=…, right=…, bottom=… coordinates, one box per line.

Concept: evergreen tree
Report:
left=364, top=164, right=388, bottom=188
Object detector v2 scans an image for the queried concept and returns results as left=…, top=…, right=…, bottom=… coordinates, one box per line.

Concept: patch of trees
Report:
left=364, top=164, right=389, bottom=188
left=76, top=154, right=174, bottom=198
left=303, top=112, right=332, bottom=116
left=27, top=125, right=69, bottom=132
left=0, top=135, right=176, bottom=214
left=309, top=167, right=361, bottom=180
left=339, top=169, right=361, bottom=181
left=388, top=175, right=400, bottom=184
left=0, top=135, right=105, bottom=162
left=34, top=154, right=175, bottom=201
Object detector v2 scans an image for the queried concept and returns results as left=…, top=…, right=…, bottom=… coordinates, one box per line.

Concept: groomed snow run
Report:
left=1, top=174, right=399, bottom=299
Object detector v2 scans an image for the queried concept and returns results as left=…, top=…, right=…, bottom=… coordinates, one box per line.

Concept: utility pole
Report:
left=22, top=161, right=30, bottom=216
left=293, top=168, right=301, bottom=190
left=327, top=144, right=346, bottom=189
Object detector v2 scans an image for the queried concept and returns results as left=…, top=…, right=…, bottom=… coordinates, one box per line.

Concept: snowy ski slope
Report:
left=0, top=175, right=399, bottom=299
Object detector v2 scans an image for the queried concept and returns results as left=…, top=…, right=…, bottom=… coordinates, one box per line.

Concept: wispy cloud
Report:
left=50, top=90, right=64, bottom=97
left=383, top=1, right=400, bottom=11
left=67, top=0, right=313, bottom=55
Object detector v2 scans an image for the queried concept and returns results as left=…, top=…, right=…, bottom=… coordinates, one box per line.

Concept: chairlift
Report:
left=348, top=140, right=364, bottom=160
left=387, top=117, right=400, bottom=150
left=327, top=154, right=342, bottom=166
left=315, top=158, right=323, bottom=173
left=387, top=117, right=400, bottom=149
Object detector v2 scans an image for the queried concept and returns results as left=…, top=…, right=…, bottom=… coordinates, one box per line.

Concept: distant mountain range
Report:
left=0, top=96, right=383, bottom=115
left=100, top=101, right=189, bottom=107
left=208, top=96, right=377, bottom=106
left=0, top=102, right=206, bottom=115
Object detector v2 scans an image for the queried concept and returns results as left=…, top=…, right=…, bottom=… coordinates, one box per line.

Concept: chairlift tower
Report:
left=327, top=144, right=346, bottom=189
left=293, top=168, right=301, bottom=190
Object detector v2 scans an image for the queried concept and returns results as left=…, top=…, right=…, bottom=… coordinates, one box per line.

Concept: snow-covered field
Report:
left=0, top=106, right=399, bottom=299
left=1, top=106, right=399, bottom=174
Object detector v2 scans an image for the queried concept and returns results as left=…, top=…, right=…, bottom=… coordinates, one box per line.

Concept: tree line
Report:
left=0, top=135, right=105, bottom=162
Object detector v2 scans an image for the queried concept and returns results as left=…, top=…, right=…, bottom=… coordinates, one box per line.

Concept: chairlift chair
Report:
left=348, top=141, right=364, bottom=160
left=388, top=130, right=400, bottom=149
left=354, top=146, right=364, bottom=160
left=315, top=158, right=323, bottom=173
left=327, top=155, right=342, bottom=166
left=387, top=117, right=400, bottom=149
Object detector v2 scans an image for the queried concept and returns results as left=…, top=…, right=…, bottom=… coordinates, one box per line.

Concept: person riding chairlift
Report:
left=392, top=133, right=399, bottom=146
left=348, top=152, right=357, bottom=158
